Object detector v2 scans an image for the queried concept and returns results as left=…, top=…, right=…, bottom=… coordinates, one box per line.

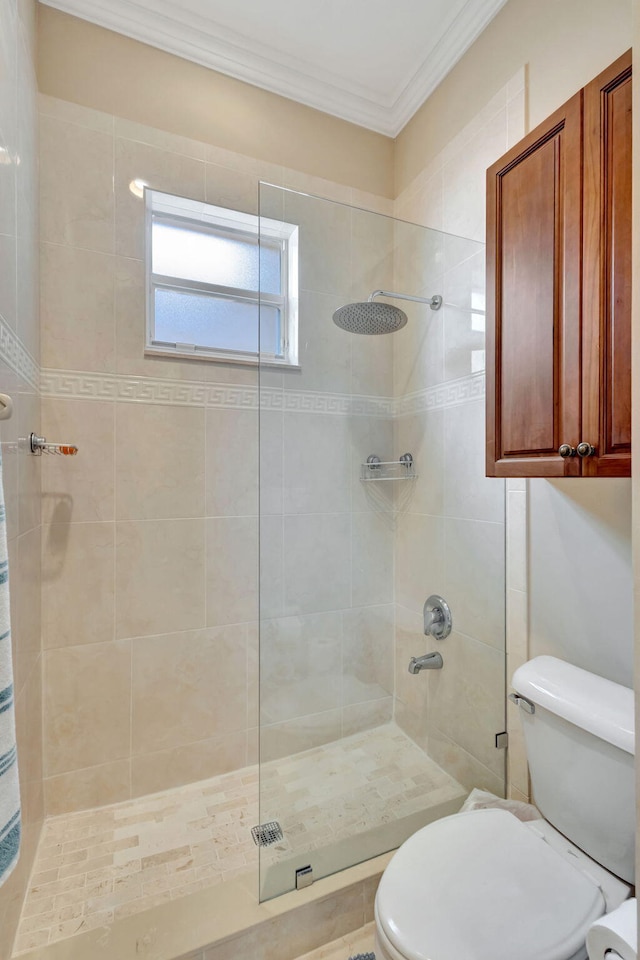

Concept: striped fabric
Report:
left=0, top=448, right=20, bottom=886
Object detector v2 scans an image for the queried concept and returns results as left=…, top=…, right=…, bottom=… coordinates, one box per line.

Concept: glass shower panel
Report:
left=258, top=184, right=506, bottom=902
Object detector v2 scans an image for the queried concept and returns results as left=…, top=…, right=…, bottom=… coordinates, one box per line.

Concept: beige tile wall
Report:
left=38, top=96, right=397, bottom=814
left=392, top=72, right=528, bottom=799
left=0, top=0, right=43, bottom=953
left=38, top=72, right=529, bottom=824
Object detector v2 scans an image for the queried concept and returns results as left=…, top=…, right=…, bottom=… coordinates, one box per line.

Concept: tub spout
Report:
left=408, top=651, right=443, bottom=674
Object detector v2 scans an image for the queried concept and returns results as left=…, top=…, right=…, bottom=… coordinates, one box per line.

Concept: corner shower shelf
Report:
left=360, top=454, right=417, bottom=481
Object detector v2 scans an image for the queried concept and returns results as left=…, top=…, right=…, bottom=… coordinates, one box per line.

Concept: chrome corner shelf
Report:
left=29, top=433, right=78, bottom=456
left=360, top=453, right=417, bottom=482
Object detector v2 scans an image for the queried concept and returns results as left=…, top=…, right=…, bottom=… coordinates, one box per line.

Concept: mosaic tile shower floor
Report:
left=14, top=723, right=465, bottom=954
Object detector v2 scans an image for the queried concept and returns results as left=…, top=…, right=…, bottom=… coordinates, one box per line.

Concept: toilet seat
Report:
left=375, top=808, right=607, bottom=960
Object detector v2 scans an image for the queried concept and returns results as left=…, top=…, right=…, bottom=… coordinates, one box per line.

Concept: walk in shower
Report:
left=13, top=173, right=505, bottom=954
left=257, top=185, right=506, bottom=899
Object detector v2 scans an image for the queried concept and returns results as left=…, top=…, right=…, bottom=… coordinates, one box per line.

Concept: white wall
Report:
left=528, top=479, right=633, bottom=686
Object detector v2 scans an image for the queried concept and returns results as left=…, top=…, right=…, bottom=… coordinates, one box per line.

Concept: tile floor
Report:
left=296, top=921, right=376, bottom=960
left=259, top=724, right=466, bottom=874
left=14, top=723, right=465, bottom=955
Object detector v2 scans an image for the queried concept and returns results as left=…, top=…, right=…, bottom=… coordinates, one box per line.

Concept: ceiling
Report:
left=40, top=0, right=508, bottom=136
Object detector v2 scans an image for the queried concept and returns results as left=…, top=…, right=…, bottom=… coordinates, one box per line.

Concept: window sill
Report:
left=144, top=346, right=301, bottom=371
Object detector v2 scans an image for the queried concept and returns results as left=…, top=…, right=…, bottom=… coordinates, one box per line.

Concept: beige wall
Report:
left=20, top=0, right=640, bottom=889
left=507, top=0, right=635, bottom=719
left=396, top=0, right=633, bottom=194
left=38, top=0, right=634, bottom=203
left=0, top=0, right=43, bottom=954
left=391, top=76, right=525, bottom=801
left=37, top=94, right=397, bottom=815
left=35, top=0, right=636, bottom=820
left=36, top=6, right=394, bottom=201
left=393, top=0, right=634, bottom=802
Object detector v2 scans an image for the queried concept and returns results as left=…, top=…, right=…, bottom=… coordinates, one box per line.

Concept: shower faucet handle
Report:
left=423, top=595, right=452, bottom=640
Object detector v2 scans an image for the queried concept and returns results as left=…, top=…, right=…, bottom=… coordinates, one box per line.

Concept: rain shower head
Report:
left=333, top=300, right=408, bottom=335
left=332, top=290, right=442, bottom=335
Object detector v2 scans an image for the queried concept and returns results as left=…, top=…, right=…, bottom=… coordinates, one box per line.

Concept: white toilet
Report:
left=374, top=656, right=635, bottom=960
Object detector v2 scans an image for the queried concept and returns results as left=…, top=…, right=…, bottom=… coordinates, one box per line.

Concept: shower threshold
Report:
left=13, top=722, right=466, bottom=957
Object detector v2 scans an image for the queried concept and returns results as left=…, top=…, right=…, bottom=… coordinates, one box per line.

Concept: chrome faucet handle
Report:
left=423, top=595, right=452, bottom=640
left=423, top=607, right=441, bottom=632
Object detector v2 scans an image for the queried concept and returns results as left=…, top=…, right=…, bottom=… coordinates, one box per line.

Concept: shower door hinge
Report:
left=495, top=731, right=508, bottom=749
left=295, top=865, right=314, bottom=890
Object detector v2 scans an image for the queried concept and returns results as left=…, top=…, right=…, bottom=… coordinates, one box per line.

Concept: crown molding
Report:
left=41, top=0, right=507, bottom=137
left=390, top=0, right=509, bottom=133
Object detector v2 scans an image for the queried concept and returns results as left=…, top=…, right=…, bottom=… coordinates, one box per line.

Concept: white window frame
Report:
left=145, top=189, right=299, bottom=367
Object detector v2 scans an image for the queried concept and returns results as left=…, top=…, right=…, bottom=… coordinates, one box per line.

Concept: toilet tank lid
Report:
left=512, top=656, right=634, bottom=755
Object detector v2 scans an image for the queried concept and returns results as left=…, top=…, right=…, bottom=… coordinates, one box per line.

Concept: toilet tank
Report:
left=512, top=656, right=635, bottom=884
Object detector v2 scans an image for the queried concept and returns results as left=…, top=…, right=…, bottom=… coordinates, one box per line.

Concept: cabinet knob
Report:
left=576, top=442, right=596, bottom=458
left=558, top=444, right=576, bottom=458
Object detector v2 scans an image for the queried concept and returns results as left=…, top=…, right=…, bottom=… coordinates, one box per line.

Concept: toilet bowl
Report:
left=374, top=657, right=635, bottom=960
left=374, top=807, right=629, bottom=960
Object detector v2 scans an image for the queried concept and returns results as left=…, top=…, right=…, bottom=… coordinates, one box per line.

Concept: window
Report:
left=145, top=190, right=298, bottom=366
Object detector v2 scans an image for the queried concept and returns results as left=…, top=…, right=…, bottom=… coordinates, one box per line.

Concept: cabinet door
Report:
left=486, top=93, right=582, bottom=477
left=582, top=51, right=632, bottom=477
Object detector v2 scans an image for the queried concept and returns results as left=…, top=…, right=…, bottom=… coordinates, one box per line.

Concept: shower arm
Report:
left=368, top=290, right=443, bottom=311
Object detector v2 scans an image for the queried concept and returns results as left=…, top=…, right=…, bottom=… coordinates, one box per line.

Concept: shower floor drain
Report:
left=251, top=821, right=284, bottom=846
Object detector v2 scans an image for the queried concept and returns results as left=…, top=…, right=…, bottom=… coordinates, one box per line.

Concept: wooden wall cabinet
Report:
left=486, top=51, right=631, bottom=478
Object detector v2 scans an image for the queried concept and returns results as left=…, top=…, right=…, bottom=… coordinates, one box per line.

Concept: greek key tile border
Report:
left=39, top=369, right=395, bottom=417
left=0, top=316, right=39, bottom=392
left=395, top=371, right=485, bottom=417
left=40, top=369, right=484, bottom=416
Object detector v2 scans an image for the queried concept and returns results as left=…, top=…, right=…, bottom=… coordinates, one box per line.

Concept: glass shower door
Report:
left=257, top=183, right=506, bottom=901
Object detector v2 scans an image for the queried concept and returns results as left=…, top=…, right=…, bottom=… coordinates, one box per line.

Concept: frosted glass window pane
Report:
left=153, top=223, right=256, bottom=288
left=154, top=288, right=281, bottom=355
left=259, top=304, right=282, bottom=357
left=153, top=222, right=281, bottom=294
left=260, top=244, right=281, bottom=294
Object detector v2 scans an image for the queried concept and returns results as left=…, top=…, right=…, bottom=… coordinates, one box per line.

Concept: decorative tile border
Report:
left=273, top=389, right=393, bottom=418
left=40, top=370, right=212, bottom=406
left=394, top=371, right=485, bottom=417
left=40, top=369, right=395, bottom=417
left=39, top=368, right=484, bottom=417
left=0, top=316, right=39, bottom=392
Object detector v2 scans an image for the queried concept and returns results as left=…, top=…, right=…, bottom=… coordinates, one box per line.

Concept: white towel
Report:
left=0, top=447, right=20, bottom=886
